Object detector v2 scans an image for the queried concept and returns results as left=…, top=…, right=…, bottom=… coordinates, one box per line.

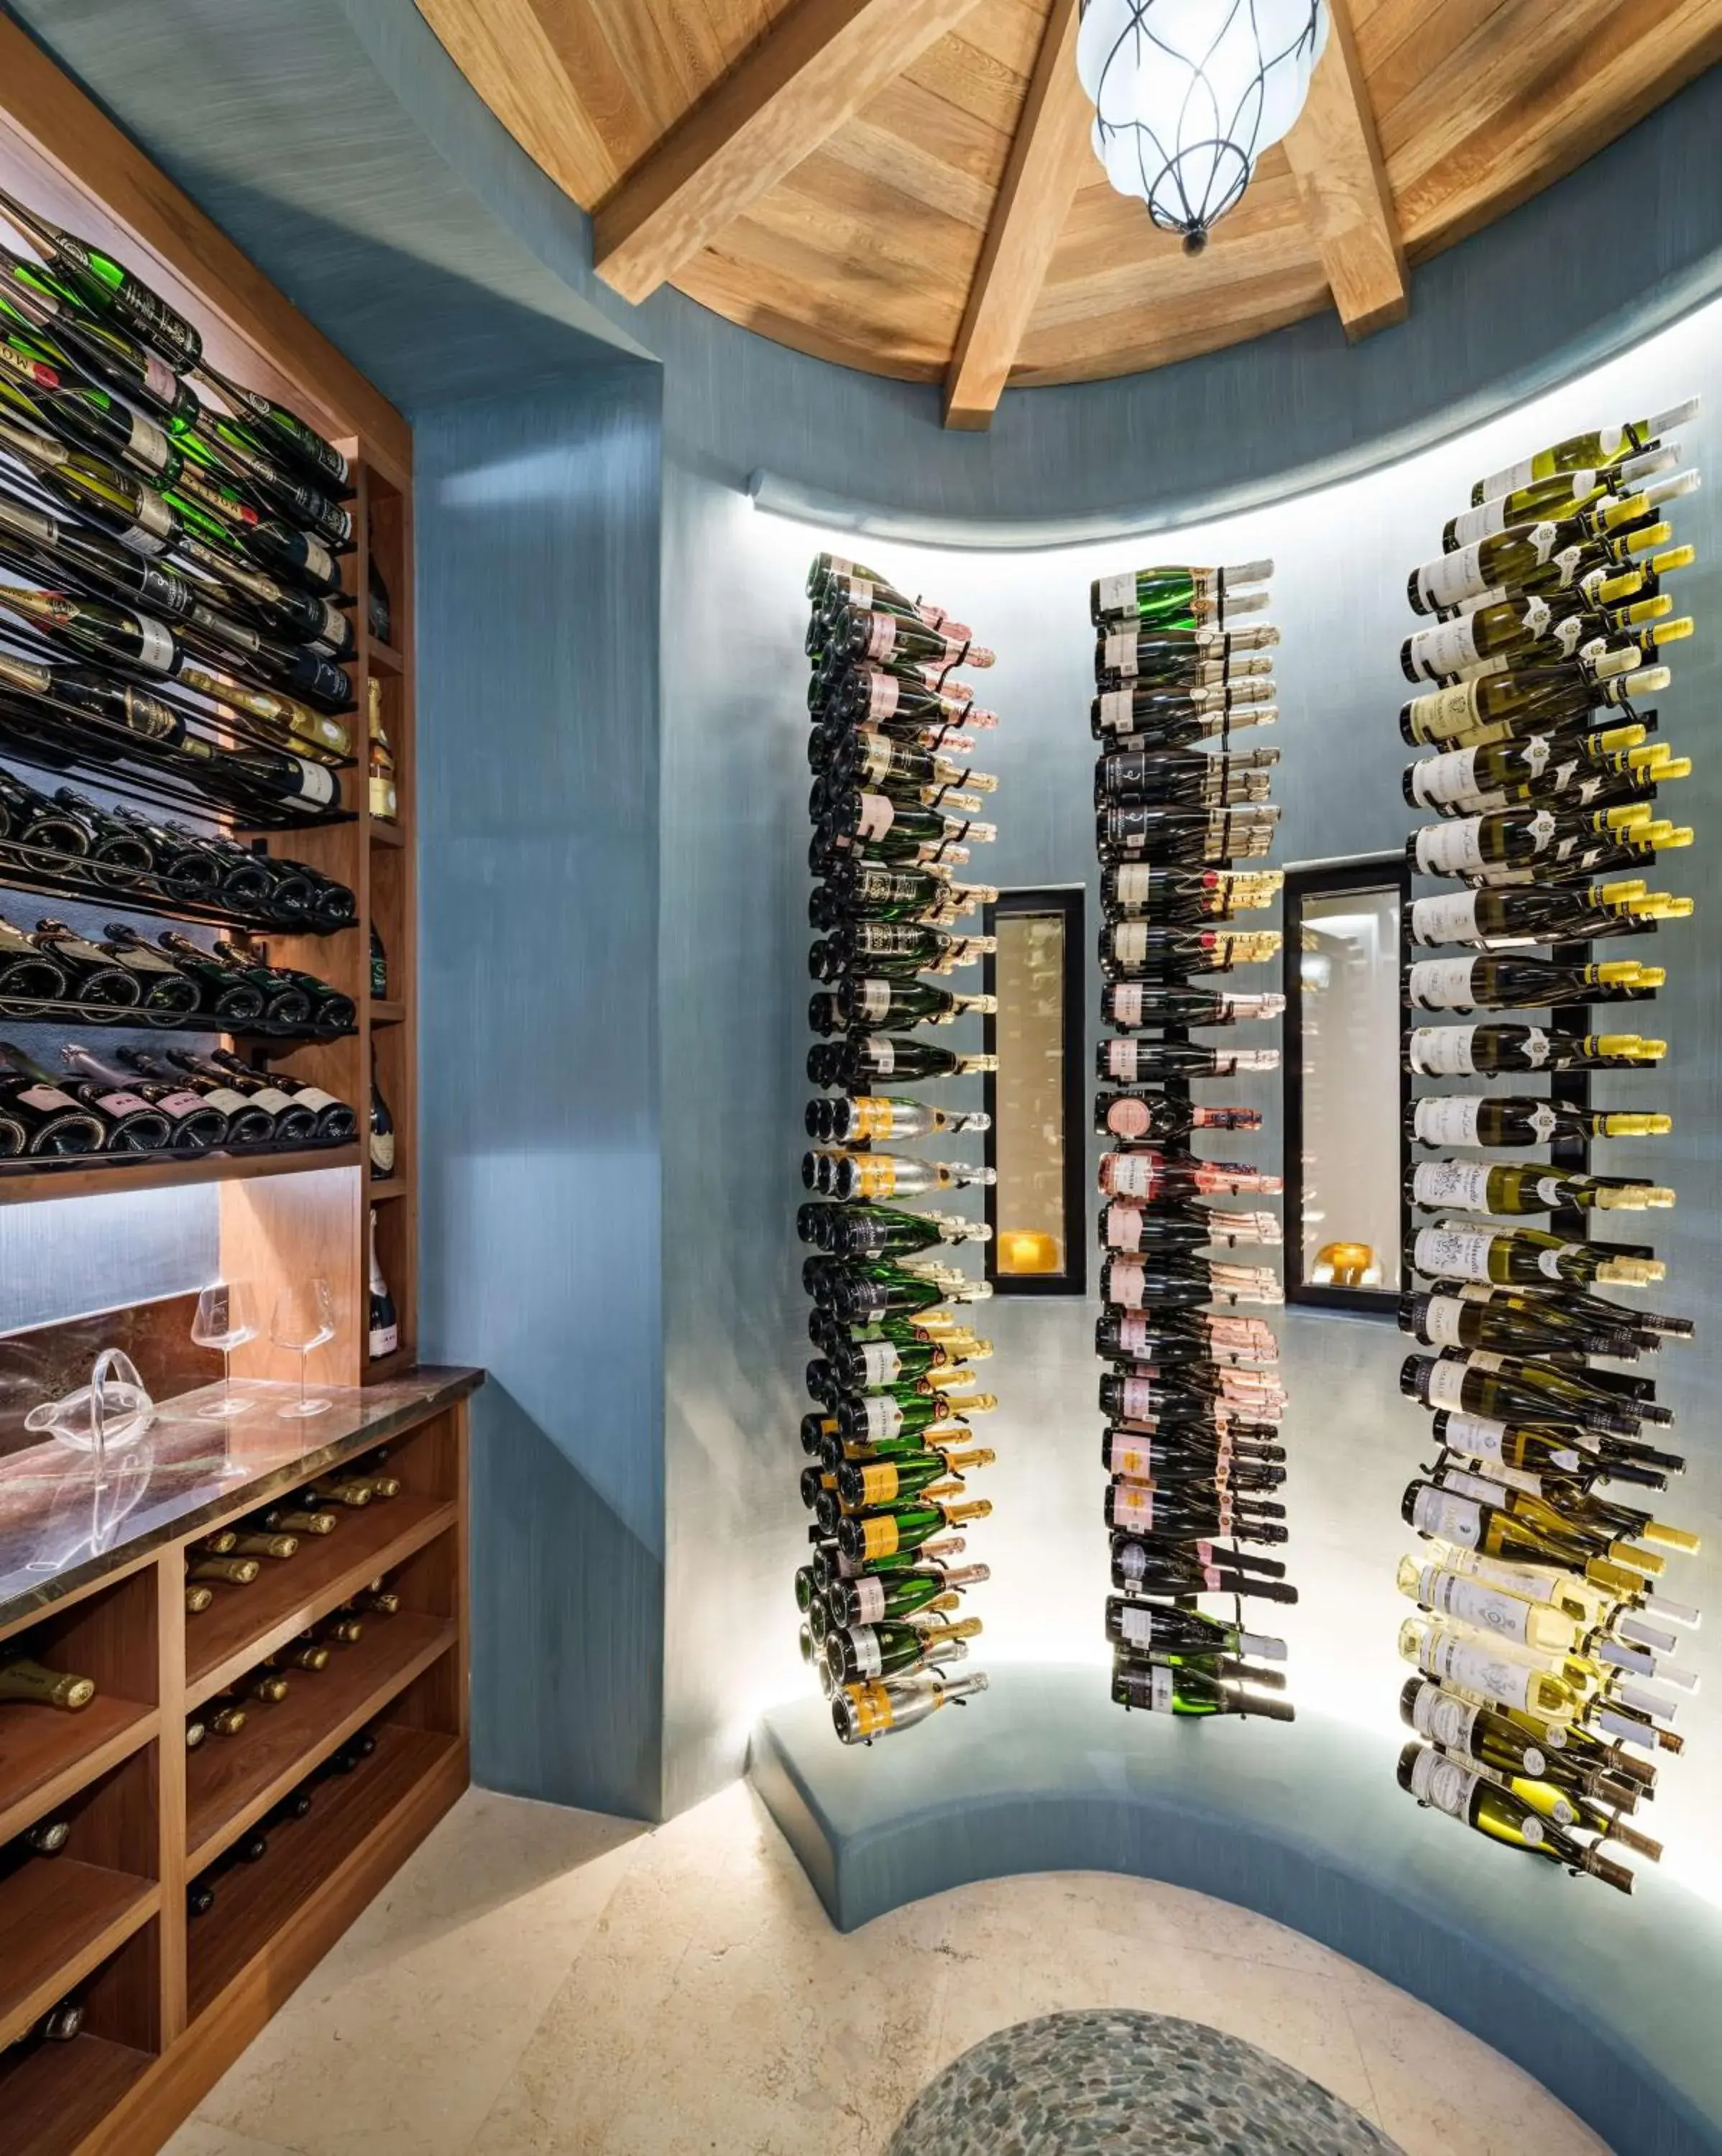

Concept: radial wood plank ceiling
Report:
left=418, top=0, right=1722, bottom=421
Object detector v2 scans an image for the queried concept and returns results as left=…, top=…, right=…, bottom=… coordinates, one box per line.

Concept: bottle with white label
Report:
left=1092, top=621, right=1279, bottom=691
left=824, top=1613, right=982, bottom=1686
left=1089, top=561, right=1274, bottom=630
left=1406, top=1022, right=1663, bottom=1077
left=367, top=1206, right=399, bottom=1361
left=1442, top=448, right=1677, bottom=550
left=1401, top=1355, right=1663, bottom=1443
left=1406, top=877, right=1667, bottom=951
left=1398, top=1291, right=1639, bottom=1362
left=1408, top=1095, right=1670, bottom=1149
left=834, top=975, right=995, bottom=1031
left=1468, top=402, right=1700, bottom=507
left=1405, top=1161, right=1671, bottom=1216
left=1396, top=1677, right=1650, bottom=1799
left=1412, top=1221, right=1663, bottom=1289
left=1396, top=1741, right=1633, bottom=1891
left=62, top=1042, right=226, bottom=1154
left=1406, top=801, right=1654, bottom=879
left=1104, top=1597, right=1285, bottom=1665
left=1403, top=724, right=1661, bottom=811
left=1090, top=683, right=1277, bottom=746
left=1406, top=947, right=1665, bottom=1012
left=1406, top=482, right=1695, bottom=617
left=1430, top=1409, right=1682, bottom=1489
left=1399, top=653, right=1674, bottom=748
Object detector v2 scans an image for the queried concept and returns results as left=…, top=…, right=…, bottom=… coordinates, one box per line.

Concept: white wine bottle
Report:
left=1445, top=447, right=1677, bottom=548
left=1398, top=1742, right=1633, bottom=1891
left=1406, top=1023, right=1662, bottom=1077
left=1470, top=402, right=1700, bottom=506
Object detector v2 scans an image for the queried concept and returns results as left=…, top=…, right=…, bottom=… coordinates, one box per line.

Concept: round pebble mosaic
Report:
left=885, top=2008, right=1404, bottom=2156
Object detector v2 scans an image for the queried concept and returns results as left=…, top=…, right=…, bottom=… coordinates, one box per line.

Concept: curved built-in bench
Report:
left=752, top=1664, right=1722, bottom=2156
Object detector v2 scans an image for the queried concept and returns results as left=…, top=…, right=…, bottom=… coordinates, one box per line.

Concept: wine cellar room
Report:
left=0, top=2, right=1718, bottom=2153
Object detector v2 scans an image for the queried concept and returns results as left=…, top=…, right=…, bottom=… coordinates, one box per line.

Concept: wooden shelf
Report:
left=0, top=1858, right=157, bottom=2049
left=370, top=1000, right=407, bottom=1026
left=365, top=636, right=405, bottom=676
left=368, top=1178, right=410, bottom=1204
left=0, top=2032, right=153, bottom=2156
left=0, top=1143, right=362, bottom=1210
left=363, top=1342, right=418, bottom=1383
left=187, top=1613, right=456, bottom=1871
left=369, top=821, right=405, bottom=849
left=0, top=1699, right=157, bottom=1848
left=188, top=1723, right=455, bottom=2019
left=185, top=1498, right=457, bottom=1706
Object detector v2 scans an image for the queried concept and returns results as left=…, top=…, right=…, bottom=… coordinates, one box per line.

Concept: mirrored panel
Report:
left=984, top=889, right=1085, bottom=1295
left=1285, top=860, right=1409, bottom=1309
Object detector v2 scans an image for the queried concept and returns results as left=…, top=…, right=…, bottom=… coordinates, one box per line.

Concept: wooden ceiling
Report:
left=417, top=0, right=1722, bottom=427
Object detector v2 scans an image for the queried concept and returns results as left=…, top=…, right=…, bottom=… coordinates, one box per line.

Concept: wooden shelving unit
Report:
left=0, top=1387, right=470, bottom=2156
left=0, top=18, right=420, bottom=1385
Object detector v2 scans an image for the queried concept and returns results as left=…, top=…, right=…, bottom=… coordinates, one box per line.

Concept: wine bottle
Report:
left=1106, top=1596, right=1285, bottom=1664
left=0, top=188, right=201, bottom=364
left=1406, top=1023, right=1662, bottom=1077
left=1407, top=879, right=1668, bottom=949
left=188, top=1555, right=260, bottom=1586
left=1412, top=1222, right=1662, bottom=1290
left=1408, top=476, right=1698, bottom=615
left=0, top=340, right=180, bottom=481
left=831, top=1667, right=989, bottom=1744
left=368, top=1207, right=399, bottom=1360
left=1090, top=561, right=1273, bottom=629
left=1404, top=725, right=1662, bottom=811
left=1098, top=1038, right=1279, bottom=1084
left=1102, top=864, right=1283, bottom=921
left=0, top=1654, right=95, bottom=1709
left=1445, top=448, right=1679, bottom=548
left=369, top=1079, right=396, bottom=1178
left=809, top=1095, right=987, bottom=1145
left=1399, top=1742, right=1631, bottom=1890
left=0, top=246, right=198, bottom=422
left=833, top=1444, right=993, bottom=1510
left=192, top=356, right=349, bottom=491
left=1100, top=923, right=1282, bottom=978
left=206, top=1050, right=354, bottom=1143
left=1096, top=803, right=1279, bottom=862
left=833, top=976, right=995, bottom=1031
left=1400, top=1291, right=1638, bottom=1363
left=832, top=607, right=993, bottom=672
left=1400, top=657, right=1672, bottom=750
left=825, top=1613, right=982, bottom=1684
left=828, top=1036, right=995, bottom=1088
left=1100, top=1150, right=1281, bottom=1201
left=1470, top=404, right=1700, bottom=506
left=61, top=1044, right=225, bottom=1153
left=1095, top=1094, right=1263, bottom=1144
left=1111, top=1532, right=1296, bottom=1603
left=1095, top=746, right=1279, bottom=807
left=1407, top=1161, right=1670, bottom=1217
left=825, top=1560, right=988, bottom=1628
left=833, top=1493, right=991, bottom=1562
left=1101, top=1253, right=1283, bottom=1310
left=1111, top=1660, right=1294, bottom=1719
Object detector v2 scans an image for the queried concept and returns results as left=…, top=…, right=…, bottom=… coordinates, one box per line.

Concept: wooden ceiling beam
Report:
left=940, top=0, right=1094, bottom=429
left=592, top=0, right=985, bottom=305
left=1281, top=0, right=1408, bottom=341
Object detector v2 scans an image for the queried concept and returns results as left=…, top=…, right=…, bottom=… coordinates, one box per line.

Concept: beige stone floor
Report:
left=163, top=1779, right=1611, bottom=2156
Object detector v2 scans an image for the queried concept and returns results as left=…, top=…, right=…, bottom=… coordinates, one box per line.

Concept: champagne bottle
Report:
left=1095, top=1094, right=1262, bottom=1143
left=1404, top=1476, right=1654, bottom=1577
left=832, top=1445, right=993, bottom=1516
left=360, top=1204, right=400, bottom=1361
left=1105, top=1478, right=1287, bottom=1543
left=62, top=1044, right=225, bottom=1153
left=1411, top=1097, right=1669, bottom=1156
left=1111, top=1660, right=1294, bottom=1719
left=1409, top=801, right=1654, bottom=878
left=825, top=1614, right=982, bottom=1683
left=1102, top=864, right=1283, bottom=920
left=1094, top=747, right=1279, bottom=808
left=1398, top=1743, right=1631, bottom=1891
left=0, top=188, right=201, bottom=364
left=188, top=1555, right=260, bottom=1585
left=809, top=1094, right=987, bottom=1145
left=1090, top=561, right=1273, bottom=629
left=1407, top=1161, right=1670, bottom=1217
left=0, top=246, right=198, bottom=420
left=1100, top=1150, right=1281, bottom=1201
left=1399, top=1614, right=1586, bottom=1719
left=831, top=1667, right=989, bottom=1743
left=1097, top=803, right=1280, bottom=861
left=0, top=1654, right=95, bottom=1709
left=1101, top=1253, right=1283, bottom=1310
left=1106, top=1597, right=1285, bottom=1664
left=1469, top=404, right=1700, bottom=506
left=1404, top=727, right=1662, bottom=810
left=834, top=976, right=995, bottom=1030
left=1406, top=1023, right=1662, bottom=1077
left=0, top=1034, right=167, bottom=1152
left=194, top=357, right=349, bottom=489
left=1432, top=1409, right=1682, bottom=1488
left=1098, top=1039, right=1279, bottom=1084
left=1100, top=923, right=1282, bottom=977
left=1408, top=952, right=1659, bottom=1013
left=826, top=1561, right=988, bottom=1627
left=834, top=1494, right=991, bottom=1561
left=0, top=342, right=180, bottom=479
left=808, top=1151, right=993, bottom=1202
left=1094, top=619, right=1279, bottom=684
left=1112, top=1533, right=1297, bottom=1603
left=1399, top=1678, right=1644, bottom=1797
left=799, top=1203, right=987, bottom=1260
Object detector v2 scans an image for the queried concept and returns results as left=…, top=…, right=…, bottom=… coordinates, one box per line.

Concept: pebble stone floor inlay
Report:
left=886, top=2009, right=1406, bottom=2156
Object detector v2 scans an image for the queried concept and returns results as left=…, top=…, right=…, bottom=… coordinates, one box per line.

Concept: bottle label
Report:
left=1443, top=1410, right=1511, bottom=1463
left=1105, top=1096, right=1156, bottom=1139
left=865, top=614, right=900, bottom=660
left=1119, top=1376, right=1156, bottom=1419
left=1106, top=1203, right=1143, bottom=1252
left=1411, top=1478, right=1484, bottom=1545
left=1111, top=982, right=1146, bottom=1026
left=1422, top=1358, right=1473, bottom=1414
left=1105, top=1154, right=1158, bottom=1200
left=1414, top=1225, right=1494, bottom=1280
left=369, top=1316, right=400, bottom=1356
left=1106, top=1437, right=1154, bottom=1478
left=1098, top=689, right=1136, bottom=732
left=91, top=1089, right=152, bottom=1115
left=1422, top=1567, right=1532, bottom=1642
left=287, top=1086, right=337, bottom=1113
left=1113, top=865, right=1154, bottom=905
left=1407, top=614, right=1483, bottom=681
left=1149, top=1665, right=1174, bottom=1711
left=1410, top=1684, right=1481, bottom=1754
left=1115, top=1314, right=1152, bottom=1355
left=862, top=1396, right=906, bottom=1441
left=855, top=793, right=895, bottom=842
left=1410, top=748, right=1478, bottom=809
left=1422, top=1296, right=1469, bottom=1348
left=17, top=1084, right=78, bottom=1110
left=1409, top=957, right=1480, bottom=1010
left=1414, top=819, right=1489, bottom=875
left=865, top=671, right=901, bottom=721
left=1419, top=1631, right=1535, bottom=1711
left=851, top=1627, right=884, bottom=1679
left=1417, top=542, right=1486, bottom=612
left=1409, top=890, right=1483, bottom=948
left=130, top=614, right=175, bottom=673
left=1409, top=1026, right=1478, bottom=1077
left=1112, top=923, right=1151, bottom=967
left=1414, top=1096, right=1482, bottom=1146
left=1409, top=1745, right=1475, bottom=1819
left=1412, top=1160, right=1493, bottom=1210
left=852, top=1576, right=887, bottom=1623
left=142, top=351, right=178, bottom=405
left=858, top=980, right=893, bottom=1023
left=1534, top=1176, right=1568, bottom=1206
left=1096, top=572, right=1134, bottom=615
left=860, top=1342, right=903, bottom=1386
left=1119, top=1604, right=1156, bottom=1648
left=125, top=407, right=172, bottom=474
left=1102, top=632, right=1138, bottom=675
left=1537, top=1248, right=1567, bottom=1279
left=155, top=1089, right=208, bottom=1118
left=1105, top=1040, right=1138, bottom=1081
left=1108, top=1260, right=1146, bottom=1309
left=867, top=1041, right=895, bottom=1075
left=1407, top=681, right=1481, bottom=741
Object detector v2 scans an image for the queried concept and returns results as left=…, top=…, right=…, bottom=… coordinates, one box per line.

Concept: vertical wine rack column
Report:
left=1089, top=561, right=1298, bottom=1725
left=1394, top=403, right=1703, bottom=1886
left=797, top=553, right=1003, bottom=1746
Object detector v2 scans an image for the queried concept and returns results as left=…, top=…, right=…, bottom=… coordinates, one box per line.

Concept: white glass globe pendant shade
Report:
left=1077, top=0, right=1329, bottom=253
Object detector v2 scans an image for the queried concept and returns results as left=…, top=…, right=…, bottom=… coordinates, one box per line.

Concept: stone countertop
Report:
left=0, top=1365, right=482, bottom=1631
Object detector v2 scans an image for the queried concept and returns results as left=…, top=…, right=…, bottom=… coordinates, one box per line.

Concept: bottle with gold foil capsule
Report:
left=0, top=1655, right=96, bottom=1710
left=187, top=1554, right=260, bottom=1587
left=832, top=1667, right=990, bottom=1743
left=261, top=1503, right=339, bottom=1537
left=367, top=678, right=397, bottom=822
left=825, top=1613, right=984, bottom=1685
left=1406, top=1161, right=1672, bottom=1217
left=1468, top=403, right=1700, bottom=506
left=1443, top=446, right=1678, bottom=548
left=1408, top=472, right=1700, bottom=615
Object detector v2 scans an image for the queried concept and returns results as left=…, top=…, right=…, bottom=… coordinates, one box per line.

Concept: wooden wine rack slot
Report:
left=186, top=1611, right=456, bottom=1871
left=371, top=1000, right=408, bottom=1026
left=185, top=1496, right=458, bottom=1705
left=0, top=2032, right=154, bottom=2156
left=187, top=1721, right=456, bottom=2019
left=0, top=1858, right=158, bottom=2050
left=0, top=1143, right=364, bottom=1211
left=365, top=638, right=406, bottom=677
left=0, top=1697, right=157, bottom=1850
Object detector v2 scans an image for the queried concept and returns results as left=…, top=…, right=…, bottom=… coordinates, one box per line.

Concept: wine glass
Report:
left=192, top=1281, right=259, bottom=1422
left=270, top=1278, right=336, bottom=1419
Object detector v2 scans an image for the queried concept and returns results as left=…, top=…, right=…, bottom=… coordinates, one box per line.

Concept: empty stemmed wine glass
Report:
left=192, top=1281, right=259, bottom=1422
left=270, top=1278, right=336, bottom=1419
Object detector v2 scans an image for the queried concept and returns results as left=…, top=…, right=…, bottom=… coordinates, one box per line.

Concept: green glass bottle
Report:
left=0, top=186, right=202, bottom=367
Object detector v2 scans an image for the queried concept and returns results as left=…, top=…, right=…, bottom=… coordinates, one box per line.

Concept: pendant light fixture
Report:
left=1077, top=0, right=1328, bottom=254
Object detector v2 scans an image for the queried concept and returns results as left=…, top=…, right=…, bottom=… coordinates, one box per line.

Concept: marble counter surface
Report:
left=0, top=1365, right=481, bottom=1630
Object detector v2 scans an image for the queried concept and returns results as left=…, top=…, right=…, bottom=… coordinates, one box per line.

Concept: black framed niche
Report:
left=1284, top=854, right=1410, bottom=1314
left=982, top=887, right=1086, bottom=1296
